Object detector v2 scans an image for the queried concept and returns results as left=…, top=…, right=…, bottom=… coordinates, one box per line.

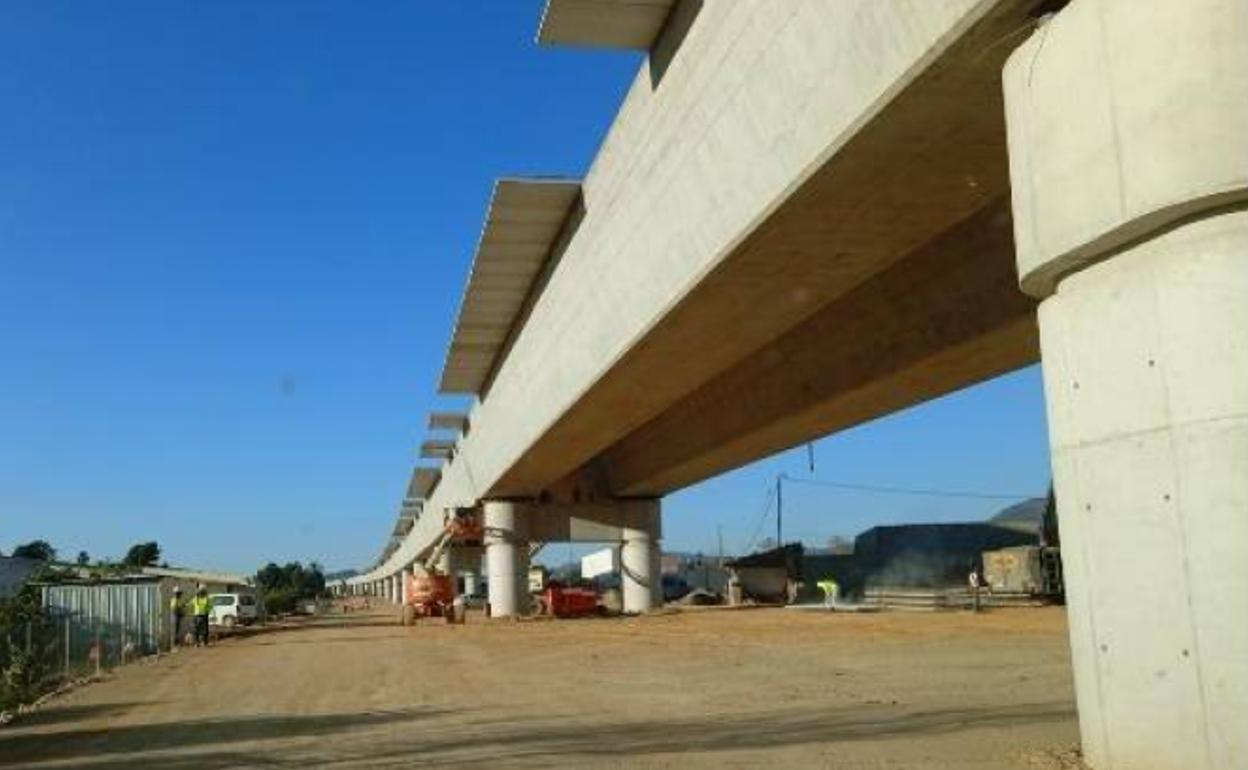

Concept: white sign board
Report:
left=581, top=547, right=619, bottom=579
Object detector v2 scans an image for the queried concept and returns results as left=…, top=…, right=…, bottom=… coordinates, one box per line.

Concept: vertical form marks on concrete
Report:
left=485, top=501, right=528, bottom=618
left=1037, top=213, right=1248, bottom=770
left=1005, top=1, right=1248, bottom=768
left=620, top=500, right=662, bottom=613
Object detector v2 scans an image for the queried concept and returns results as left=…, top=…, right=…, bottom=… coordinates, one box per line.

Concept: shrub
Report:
left=0, top=584, right=57, bottom=712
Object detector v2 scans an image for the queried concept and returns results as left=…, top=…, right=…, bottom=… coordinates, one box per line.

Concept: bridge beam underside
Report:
left=488, top=1, right=1040, bottom=500
left=599, top=198, right=1039, bottom=496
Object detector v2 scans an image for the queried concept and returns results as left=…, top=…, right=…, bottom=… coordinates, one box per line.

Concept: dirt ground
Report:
left=0, top=605, right=1083, bottom=769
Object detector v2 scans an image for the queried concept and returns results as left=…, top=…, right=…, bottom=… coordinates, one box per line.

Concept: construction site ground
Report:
left=0, top=604, right=1083, bottom=770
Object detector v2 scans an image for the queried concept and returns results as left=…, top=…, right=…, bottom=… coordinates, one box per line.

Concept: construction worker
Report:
left=968, top=562, right=984, bottom=613
left=818, top=579, right=840, bottom=607
left=169, top=587, right=186, bottom=648
left=191, top=585, right=212, bottom=647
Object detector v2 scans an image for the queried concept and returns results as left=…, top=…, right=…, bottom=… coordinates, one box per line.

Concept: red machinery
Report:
left=536, top=582, right=600, bottom=618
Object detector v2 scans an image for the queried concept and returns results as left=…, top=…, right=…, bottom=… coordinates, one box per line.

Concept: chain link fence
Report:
left=1, top=582, right=164, bottom=713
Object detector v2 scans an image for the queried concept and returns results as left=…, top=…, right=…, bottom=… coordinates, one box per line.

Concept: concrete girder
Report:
left=489, top=0, right=1039, bottom=499
left=595, top=199, right=1038, bottom=495
left=362, top=2, right=1049, bottom=588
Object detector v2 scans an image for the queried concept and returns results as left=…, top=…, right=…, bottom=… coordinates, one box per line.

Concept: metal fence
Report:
left=2, top=583, right=188, bottom=711
left=1, top=614, right=88, bottom=705
left=42, top=583, right=164, bottom=671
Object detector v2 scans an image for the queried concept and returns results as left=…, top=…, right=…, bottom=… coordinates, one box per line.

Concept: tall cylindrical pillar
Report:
left=621, top=501, right=662, bottom=614
left=462, top=570, right=479, bottom=598
left=485, top=501, right=528, bottom=617
left=1005, top=4, right=1248, bottom=767
left=459, top=547, right=483, bottom=597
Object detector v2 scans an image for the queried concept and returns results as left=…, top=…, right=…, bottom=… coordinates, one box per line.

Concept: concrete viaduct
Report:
left=339, top=2, right=1247, bottom=768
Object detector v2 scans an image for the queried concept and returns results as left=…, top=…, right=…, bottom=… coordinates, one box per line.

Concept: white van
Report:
left=209, top=593, right=258, bottom=627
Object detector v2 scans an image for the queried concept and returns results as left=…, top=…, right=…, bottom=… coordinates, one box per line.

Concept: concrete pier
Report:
left=459, top=548, right=482, bottom=597
left=1005, top=2, right=1248, bottom=767
left=485, top=501, right=528, bottom=617
left=462, top=570, right=479, bottom=598
left=621, top=501, right=661, bottom=614
left=436, top=548, right=456, bottom=583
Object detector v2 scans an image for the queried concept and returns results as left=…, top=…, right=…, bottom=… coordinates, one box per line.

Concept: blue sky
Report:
left=0, top=2, right=1052, bottom=574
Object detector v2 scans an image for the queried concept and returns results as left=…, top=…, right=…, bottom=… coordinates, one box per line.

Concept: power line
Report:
left=781, top=476, right=1038, bottom=501
left=743, top=482, right=776, bottom=553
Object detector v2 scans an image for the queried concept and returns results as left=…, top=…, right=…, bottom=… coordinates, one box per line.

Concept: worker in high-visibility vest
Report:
left=169, top=587, right=186, bottom=648
left=191, top=585, right=212, bottom=647
left=818, top=579, right=840, bottom=607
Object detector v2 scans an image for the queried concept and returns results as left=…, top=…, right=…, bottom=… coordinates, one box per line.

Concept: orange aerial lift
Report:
left=402, top=508, right=482, bottom=625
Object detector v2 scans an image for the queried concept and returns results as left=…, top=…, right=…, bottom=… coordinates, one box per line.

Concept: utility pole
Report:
left=776, top=474, right=784, bottom=547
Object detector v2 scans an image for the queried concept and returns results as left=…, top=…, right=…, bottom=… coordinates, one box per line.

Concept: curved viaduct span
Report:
left=344, top=3, right=1247, bottom=769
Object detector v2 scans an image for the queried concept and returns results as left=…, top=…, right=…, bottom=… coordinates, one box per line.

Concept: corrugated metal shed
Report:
left=0, top=555, right=40, bottom=599
left=42, top=582, right=164, bottom=656
left=439, top=178, right=582, bottom=394
left=140, top=566, right=250, bottom=587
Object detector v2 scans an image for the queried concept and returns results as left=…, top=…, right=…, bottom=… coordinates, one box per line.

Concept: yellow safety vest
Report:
left=191, top=595, right=212, bottom=616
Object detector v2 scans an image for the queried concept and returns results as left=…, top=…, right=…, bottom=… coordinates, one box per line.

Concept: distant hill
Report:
left=989, top=497, right=1047, bottom=533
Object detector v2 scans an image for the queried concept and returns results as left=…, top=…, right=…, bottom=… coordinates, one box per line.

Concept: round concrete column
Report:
left=485, top=501, right=527, bottom=617
left=400, top=567, right=412, bottom=606
left=1004, top=5, right=1248, bottom=767
left=462, top=570, right=479, bottom=598
left=453, top=547, right=481, bottom=597
left=621, top=501, right=662, bottom=614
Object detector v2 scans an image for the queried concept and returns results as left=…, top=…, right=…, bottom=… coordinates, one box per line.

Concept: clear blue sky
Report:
left=0, top=1, right=1052, bottom=575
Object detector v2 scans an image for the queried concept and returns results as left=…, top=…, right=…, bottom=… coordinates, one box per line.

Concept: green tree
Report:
left=254, top=561, right=326, bottom=615
left=11, top=541, right=55, bottom=562
left=76, top=551, right=91, bottom=566
left=122, top=541, right=161, bottom=568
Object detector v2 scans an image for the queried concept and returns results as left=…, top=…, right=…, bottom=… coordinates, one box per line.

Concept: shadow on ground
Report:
left=4, top=703, right=139, bottom=730
left=0, top=701, right=1074, bottom=770
left=0, top=707, right=448, bottom=767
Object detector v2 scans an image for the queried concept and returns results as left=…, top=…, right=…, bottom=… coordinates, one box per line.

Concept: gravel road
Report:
left=0, top=605, right=1082, bottom=769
